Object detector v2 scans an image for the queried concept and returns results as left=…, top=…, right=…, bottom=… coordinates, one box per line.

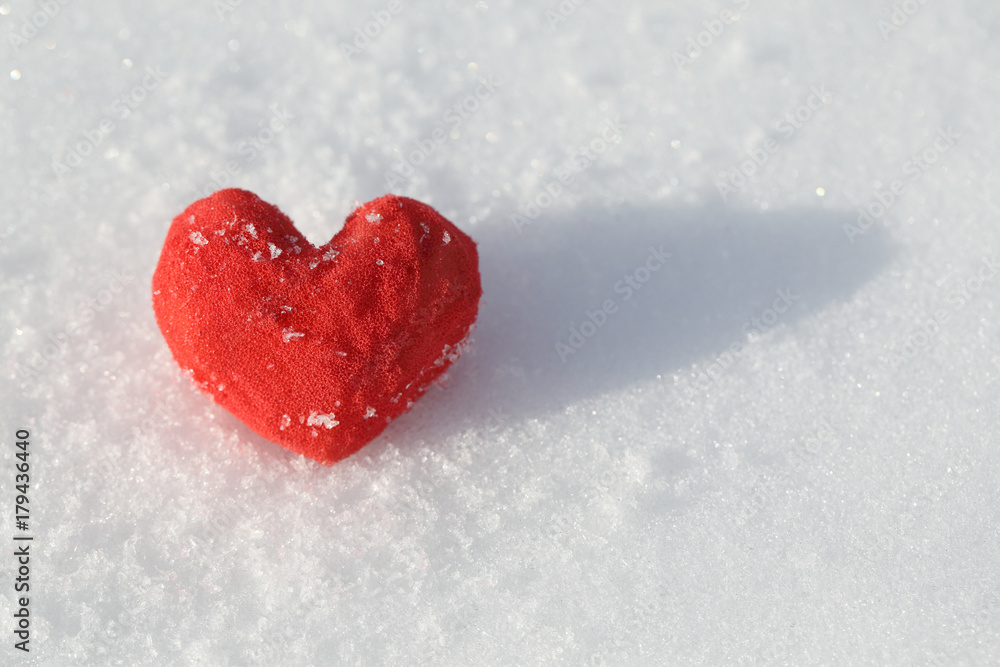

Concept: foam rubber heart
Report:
left=152, top=188, right=481, bottom=465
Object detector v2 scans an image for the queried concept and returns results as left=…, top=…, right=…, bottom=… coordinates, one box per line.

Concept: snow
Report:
left=2, top=0, right=999, bottom=664
left=306, top=411, right=339, bottom=430
left=281, top=329, right=304, bottom=343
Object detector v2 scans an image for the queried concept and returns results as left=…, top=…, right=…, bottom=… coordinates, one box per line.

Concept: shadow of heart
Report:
left=389, top=201, right=894, bottom=440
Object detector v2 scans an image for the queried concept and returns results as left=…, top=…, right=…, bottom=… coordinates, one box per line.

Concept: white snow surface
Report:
left=2, top=1, right=1000, bottom=665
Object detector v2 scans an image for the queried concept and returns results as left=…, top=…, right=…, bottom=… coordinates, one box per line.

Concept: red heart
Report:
left=152, top=188, right=481, bottom=465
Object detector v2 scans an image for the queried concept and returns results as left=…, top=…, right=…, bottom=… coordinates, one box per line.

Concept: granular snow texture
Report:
left=1, top=0, right=999, bottom=665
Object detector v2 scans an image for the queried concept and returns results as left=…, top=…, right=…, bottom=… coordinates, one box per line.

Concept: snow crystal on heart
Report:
left=282, top=328, right=304, bottom=342
left=268, top=242, right=282, bottom=259
left=433, top=333, right=474, bottom=367
left=307, top=411, right=339, bottom=429
left=366, top=212, right=382, bottom=223
left=189, top=231, right=208, bottom=245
